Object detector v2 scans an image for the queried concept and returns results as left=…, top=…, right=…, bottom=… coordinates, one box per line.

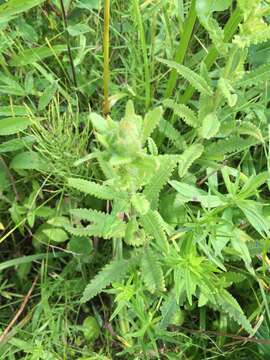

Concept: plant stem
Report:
left=59, top=0, right=77, bottom=88
left=133, top=0, right=151, bottom=109
left=164, top=0, right=197, bottom=99
left=180, top=7, right=242, bottom=104
left=103, top=0, right=110, bottom=116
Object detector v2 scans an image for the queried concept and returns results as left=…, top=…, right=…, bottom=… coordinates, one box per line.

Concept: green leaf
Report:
left=205, top=136, right=258, bottom=160
left=199, top=113, right=220, bottom=139
left=10, top=45, right=67, bottom=66
left=169, top=180, right=223, bottom=207
left=68, top=178, right=122, bottom=200
left=67, top=23, right=91, bottom=37
left=43, top=228, right=69, bottom=243
left=237, top=122, right=264, bottom=142
left=159, top=293, right=178, bottom=329
left=141, top=106, right=163, bottom=144
left=237, top=200, right=269, bottom=237
left=0, top=0, right=45, bottom=25
left=0, top=252, right=64, bottom=272
left=70, top=208, right=108, bottom=223
left=158, top=118, right=184, bottom=150
left=0, top=117, right=32, bottom=135
left=159, top=59, right=213, bottom=95
left=163, top=99, right=200, bottom=128
left=66, top=209, right=126, bottom=239
left=231, top=229, right=254, bottom=274
left=196, top=0, right=231, bottom=53
left=76, top=0, right=99, bottom=10
left=0, top=136, right=35, bottom=153
left=143, top=155, right=177, bottom=209
left=141, top=248, right=165, bottom=293
left=238, top=172, right=269, bottom=199
left=81, top=258, right=130, bottom=302
left=218, top=77, right=237, bottom=107
left=237, top=63, right=270, bottom=87
left=0, top=105, right=28, bottom=117
left=38, top=82, right=58, bottom=111
left=67, top=236, right=92, bottom=256
left=10, top=151, right=47, bottom=171
left=131, top=193, right=150, bottom=215
left=216, top=289, right=253, bottom=334
left=140, top=210, right=169, bottom=253
left=178, top=144, right=204, bottom=177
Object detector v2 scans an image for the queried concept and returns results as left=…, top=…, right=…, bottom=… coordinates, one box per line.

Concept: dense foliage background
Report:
left=1, top=0, right=270, bottom=359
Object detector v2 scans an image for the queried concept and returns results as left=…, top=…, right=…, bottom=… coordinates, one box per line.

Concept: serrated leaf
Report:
left=205, top=136, right=258, bottom=159
left=141, top=248, right=165, bottom=293
left=159, top=293, right=178, bottom=329
left=237, top=122, right=264, bottom=142
left=199, top=113, right=220, bottom=139
left=237, top=63, right=270, bottom=87
left=70, top=208, right=108, bottom=223
left=178, top=144, right=204, bottom=177
left=143, top=155, right=177, bottom=209
left=163, top=99, right=200, bottom=128
left=81, top=258, right=130, bottom=302
left=141, top=106, right=163, bottom=144
left=159, top=59, right=213, bottom=95
left=140, top=210, right=169, bottom=253
left=216, top=289, right=253, bottom=334
left=158, top=118, right=184, bottom=150
left=131, top=193, right=150, bottom=215
left=68, top=178, right=121, bottom=200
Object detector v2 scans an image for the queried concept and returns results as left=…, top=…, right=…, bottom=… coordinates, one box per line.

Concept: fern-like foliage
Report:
left=236, top=63, right=270, bottom=87
left=68, top=178, right=122, bottom=200
left=158, top=118, right=184, bottom=150
left=163, top=99, right=200, bottom=128
left=143, top=155, right=178, bottom=209
left=215, top=289, right=253, bottom=334
left=204, top=136, right=258, bottom=159
left=178, top=144, right=204, bottom=177
left=81, top=258, right=131, bottom=302
left=140, top=210, right=169, bottom=253
left=141, top=247, right=165, bottom=293
left=66, top=209, right=126, bottom=239
left=70, top=208, right=108, bottom=222
left=141, top=106, right=163, bottom=144
left=159, top=59, right=213, bottom=95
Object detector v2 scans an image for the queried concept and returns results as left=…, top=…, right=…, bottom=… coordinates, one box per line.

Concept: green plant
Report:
left=1, top=0, right=270, bottom=359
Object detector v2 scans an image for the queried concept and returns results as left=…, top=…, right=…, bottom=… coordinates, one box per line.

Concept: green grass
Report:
left=0, top=0, right=270, bottom=359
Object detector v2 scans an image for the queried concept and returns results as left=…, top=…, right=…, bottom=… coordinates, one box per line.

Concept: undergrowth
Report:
left=0, top=0, right=270, bottom=359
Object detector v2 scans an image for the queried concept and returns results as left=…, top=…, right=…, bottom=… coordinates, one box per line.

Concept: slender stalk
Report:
left=180, top=7, right=242, bottom=104
left=164, top=0, right=197, bottom=99
left=59, top=0, right=77, bottom=88
left=133, top=0, right=151, bottom=109
left=103, top=0, right=110, bottom=116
